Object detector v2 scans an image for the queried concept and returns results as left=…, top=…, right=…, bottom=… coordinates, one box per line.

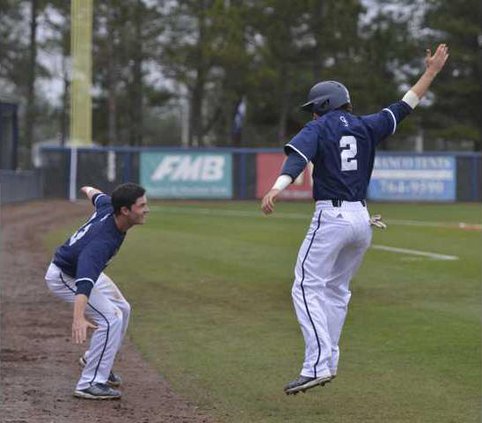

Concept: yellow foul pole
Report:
left=70, top=0, right=93, bottom=146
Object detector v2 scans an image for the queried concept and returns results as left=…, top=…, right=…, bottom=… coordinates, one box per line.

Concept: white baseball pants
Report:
left=45, top=263, right=131, bottom=390
left=292, top=200, right=372, bottom=379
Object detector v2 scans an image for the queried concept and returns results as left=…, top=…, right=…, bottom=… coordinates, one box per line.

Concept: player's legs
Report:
left=83, top=273, right=131, bottom=362
left=94, top=273, right=131, bottom=338
left=323, top=209, right=372, bottom=374
left=75, top=287, right=124, bottom=390
left=291, top=206, right=352, bottom=379
left=323, top=243, right=370, bottom=374
left=44, top=263, right=124, bottom=391
left=45, top=262, right=75, bottom=302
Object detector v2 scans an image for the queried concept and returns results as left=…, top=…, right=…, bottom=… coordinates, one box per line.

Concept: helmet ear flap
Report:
left=313, top=99, right=330, bottom=115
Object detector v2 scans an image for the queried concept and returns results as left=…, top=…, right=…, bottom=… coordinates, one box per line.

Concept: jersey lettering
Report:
left=340, top=136, right=358, bottom=171
left=69, top=223, right=92, bottom=246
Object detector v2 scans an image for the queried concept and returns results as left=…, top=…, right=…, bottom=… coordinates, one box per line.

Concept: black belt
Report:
left=331, top=199, right=366, bottom=207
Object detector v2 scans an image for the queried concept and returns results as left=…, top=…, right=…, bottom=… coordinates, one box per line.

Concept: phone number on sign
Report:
left=378, top=180, right=446, bottom=195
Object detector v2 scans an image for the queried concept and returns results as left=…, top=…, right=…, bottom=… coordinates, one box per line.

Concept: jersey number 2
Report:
left=340, top=135, right=358, bottom=171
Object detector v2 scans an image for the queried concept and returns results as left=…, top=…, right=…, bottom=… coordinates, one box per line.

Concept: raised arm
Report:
left=80, top=186, right=103, bottom=202
left=402, top=44, right=449, bottom=108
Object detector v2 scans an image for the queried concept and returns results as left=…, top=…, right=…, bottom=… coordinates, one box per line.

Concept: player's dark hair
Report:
left=111, top=183, right=146, bottom=215
left=314, top=103, right=352, bottom=118
left=338, top=103, right=353, bottom=112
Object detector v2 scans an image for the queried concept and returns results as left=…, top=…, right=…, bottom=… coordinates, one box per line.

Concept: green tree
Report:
left=421, top=0, right=481, bottom=149
left=92, top=0, right=167, bottom=146
left=356, top=1, right=422, bottom=149
left=0, top=2, right=25, bottom=94
left=361, top=0, right=480, bottom=150
left=0, top=0, right=52, bottom=166
left=160, top=0, right=246, bottom=146
left=245, top=0, right=364, bottom=145
left=42, top=0, right=71, bottom=145
left=247, top=0, right=310, bottom=144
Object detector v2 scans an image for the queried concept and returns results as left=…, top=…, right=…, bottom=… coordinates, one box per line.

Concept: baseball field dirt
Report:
left=0, top=200, right=215, bottom=423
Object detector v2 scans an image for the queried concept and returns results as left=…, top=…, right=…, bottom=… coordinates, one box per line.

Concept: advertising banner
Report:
left=140, top=151, right=232, bottom=199
left=368, top=155, right=456, bottom=201
left=256, top=153, right=312, bottom=199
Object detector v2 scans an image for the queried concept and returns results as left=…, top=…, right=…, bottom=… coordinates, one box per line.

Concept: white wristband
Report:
left=272, top=174, right=292, bottom=192
left=402, top=90, right=420, bottom=109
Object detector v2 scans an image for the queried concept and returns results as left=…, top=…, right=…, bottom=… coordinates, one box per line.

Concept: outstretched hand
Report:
left=408, top=43, right=449, bottom=101
left=261, top=189, right=280, bottom=215
left=72, top=316, right=97, bottom=344
left=369, top=214, right=387, bottom=230
left=425, top=44, right=449, bottom=75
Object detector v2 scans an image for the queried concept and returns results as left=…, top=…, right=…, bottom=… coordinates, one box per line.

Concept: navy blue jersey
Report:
left=53, top=193, right=125, bottom=296
left=284, top=101, right=412, bottom=201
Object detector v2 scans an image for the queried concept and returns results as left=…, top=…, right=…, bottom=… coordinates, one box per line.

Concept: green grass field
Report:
left=47, top=201, right=481, bottom=422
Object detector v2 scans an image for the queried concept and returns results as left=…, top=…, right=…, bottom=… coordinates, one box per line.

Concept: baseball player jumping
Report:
left=261, top=44, right=449, bottom=395
left=45, top=183, right=149, bottom=399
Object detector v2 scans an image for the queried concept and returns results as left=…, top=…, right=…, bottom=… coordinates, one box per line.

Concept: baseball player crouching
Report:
left=45, top=183, right=149, bottom=399
left=261, top=45, right=449, bottom=395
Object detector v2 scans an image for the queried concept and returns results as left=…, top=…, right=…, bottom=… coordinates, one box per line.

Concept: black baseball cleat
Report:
left=79, top=356, right=122, bottom=387
left=284, top=374, right=333, bottom=395
left=74, top=383, right=121, bottom=400
left=106, top=370, right=122, bottom=387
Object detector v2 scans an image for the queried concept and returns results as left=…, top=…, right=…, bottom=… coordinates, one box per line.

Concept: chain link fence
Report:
left=0, top=170, right=43, bottom=204
left=37, top=146, right=482, bottom=203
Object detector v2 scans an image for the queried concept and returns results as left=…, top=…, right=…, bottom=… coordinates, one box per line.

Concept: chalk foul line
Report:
left=152, top=206, right=480, bottom=231
left=371, top=244, right=458, bottom=261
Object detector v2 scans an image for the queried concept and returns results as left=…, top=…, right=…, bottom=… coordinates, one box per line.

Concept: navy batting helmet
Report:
left=301, top=81, right=351, bottom=115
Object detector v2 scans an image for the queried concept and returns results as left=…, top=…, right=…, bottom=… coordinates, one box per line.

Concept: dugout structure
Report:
left=0, top=101, right=19, bottom=170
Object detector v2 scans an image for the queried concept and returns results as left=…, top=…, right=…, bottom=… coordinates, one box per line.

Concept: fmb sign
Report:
left=140, top=152, right=232, bottom=199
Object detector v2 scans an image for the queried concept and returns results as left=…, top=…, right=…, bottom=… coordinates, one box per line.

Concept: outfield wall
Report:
left=0, top=169, right=43, bottom=204
left=39, top=146, right=482, bottom=202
